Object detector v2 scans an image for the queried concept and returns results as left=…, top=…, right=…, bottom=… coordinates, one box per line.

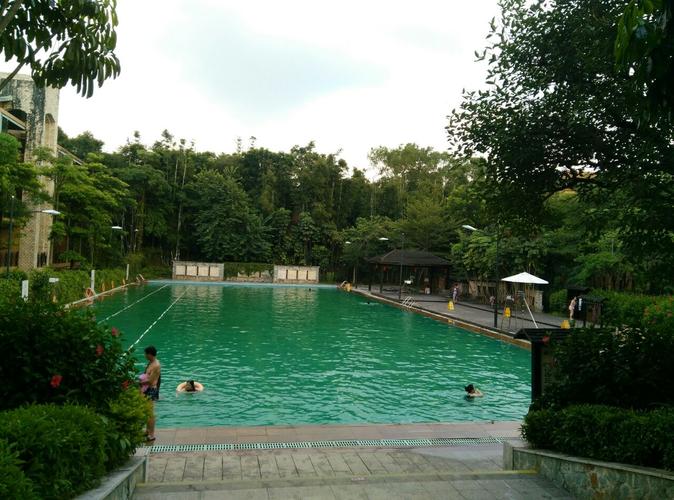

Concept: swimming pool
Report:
left=93, top=283, right=531, bottom=428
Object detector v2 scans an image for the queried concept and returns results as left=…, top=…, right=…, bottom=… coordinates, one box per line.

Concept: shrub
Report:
left=222, top=261, right=273, bottom=279
left=0, top=300, right=137, bottom=412
left=598, top=289, right=666, bottom=327
left=537, top=327, right=674, bottom=410
left=0, top=405, right=107, bottom=499
left=522, top=405, right=674, bottom=471
left=548, top=289, right=567, bottom=314
left=101, top=388, right=152, bottom=469
left=0, top=439, right=36, bottom=500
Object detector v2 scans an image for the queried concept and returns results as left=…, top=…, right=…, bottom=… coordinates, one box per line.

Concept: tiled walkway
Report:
left=134, top=422, right=574, bottom=499
left=355, top=286, right=564, bottom=334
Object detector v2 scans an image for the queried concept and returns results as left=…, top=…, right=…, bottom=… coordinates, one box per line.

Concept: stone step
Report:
left=133, top=469, right=568, bottom=499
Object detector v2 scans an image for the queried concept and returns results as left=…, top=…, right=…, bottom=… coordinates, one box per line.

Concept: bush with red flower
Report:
left=0, top=297, right=150, bottom=496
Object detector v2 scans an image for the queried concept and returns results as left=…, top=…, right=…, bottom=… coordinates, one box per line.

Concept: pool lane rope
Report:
left=127, top=289, right=188, bottom=351
left=97, top=284, right=169, bottom=324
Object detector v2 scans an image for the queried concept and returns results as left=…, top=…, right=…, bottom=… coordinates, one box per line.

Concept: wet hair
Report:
left=465, top=384, right=475, bottom=393
left=185, top=380, right=196, bottom=392
left=144, top=346, right=157, bottom=356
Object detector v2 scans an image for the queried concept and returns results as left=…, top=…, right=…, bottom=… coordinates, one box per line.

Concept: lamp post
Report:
left=398, top=232, right=405, bottom=301
left=462, top=224, right=499, bottom=329
left=5, top=198, right=61, bottom=276
left=345, top=241, right=356, bottom=284
left=111, top=226, right=124, bottom=261
left=5, top=195, right=15, bottom=277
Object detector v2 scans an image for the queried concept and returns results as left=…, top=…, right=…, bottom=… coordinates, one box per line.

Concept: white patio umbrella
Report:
left=501, top=272, right=548, bottom=327
left=501, top=272, right=549, bottom=285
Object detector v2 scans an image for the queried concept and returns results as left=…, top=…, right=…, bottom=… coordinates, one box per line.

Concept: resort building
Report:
left=0, top=73, right=69, bottom=271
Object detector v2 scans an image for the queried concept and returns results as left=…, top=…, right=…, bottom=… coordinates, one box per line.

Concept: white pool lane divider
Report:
left=97, top=284, right=169, bottom=324
left=127, top=288, right=188, bottom=352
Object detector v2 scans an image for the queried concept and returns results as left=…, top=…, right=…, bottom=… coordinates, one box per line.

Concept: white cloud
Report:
left=48, top=0, right=498, bottom=170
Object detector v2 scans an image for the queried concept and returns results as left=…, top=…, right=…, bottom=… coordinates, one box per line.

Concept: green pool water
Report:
left=92, top=283, right=531, bottom=428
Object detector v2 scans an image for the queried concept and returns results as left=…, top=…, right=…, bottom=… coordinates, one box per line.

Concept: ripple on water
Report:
left=93, top=285, right=531, bottom=427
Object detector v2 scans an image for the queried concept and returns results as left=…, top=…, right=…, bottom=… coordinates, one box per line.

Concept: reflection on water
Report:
left=93, top=285, right=531, bottom=428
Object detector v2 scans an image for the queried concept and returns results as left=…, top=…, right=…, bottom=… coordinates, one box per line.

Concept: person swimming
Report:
left=176, top=380, right=204, bottom=392
left=464, top=384, right=484, bottom=398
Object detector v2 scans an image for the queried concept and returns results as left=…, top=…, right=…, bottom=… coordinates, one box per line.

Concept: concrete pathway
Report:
left=134, top=423, right=574, bottom=499
left=355, top=286, right=564, bottom=334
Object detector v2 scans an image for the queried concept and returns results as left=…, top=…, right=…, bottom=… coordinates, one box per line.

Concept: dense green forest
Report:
left=1, top=0, right=672, bottom=295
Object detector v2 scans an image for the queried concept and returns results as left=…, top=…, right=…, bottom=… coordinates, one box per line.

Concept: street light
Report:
left=111, top=225, right=123, bottom=230
left=462, top=224, right=500, bottom=329
left=378, top=237, right=389, bottom=241
left=398, top=232, right=405, bottom=301
left=5, top=198, right=61, bottom=276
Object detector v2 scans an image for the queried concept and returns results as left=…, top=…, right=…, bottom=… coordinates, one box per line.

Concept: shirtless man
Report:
left=144, top=345, right=161, bottom=442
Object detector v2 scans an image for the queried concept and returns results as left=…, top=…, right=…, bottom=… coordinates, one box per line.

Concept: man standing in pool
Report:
left=144, top=346, right=161, bottom=442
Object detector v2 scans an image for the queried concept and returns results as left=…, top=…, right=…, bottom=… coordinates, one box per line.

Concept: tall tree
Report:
left=449, top=0, right=674, bottom=290
left=0, top=0, right=120, bottom=96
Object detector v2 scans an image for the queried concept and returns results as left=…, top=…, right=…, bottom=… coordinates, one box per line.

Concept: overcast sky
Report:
left=54, top=0, right=499, bottom=173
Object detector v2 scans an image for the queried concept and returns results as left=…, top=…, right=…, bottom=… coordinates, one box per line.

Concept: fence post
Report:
left=21, top=279, right=29, bottom=300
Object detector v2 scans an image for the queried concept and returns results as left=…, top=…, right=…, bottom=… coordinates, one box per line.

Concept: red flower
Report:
left=95, top=344, right=104, bottom=357
left=542, top=335, right=550, bottom=345
left=111, top=327, right=119, bottom=337
left=50, top=374, right=63, bottom=388
left=121, top=380, right=130, bottom=390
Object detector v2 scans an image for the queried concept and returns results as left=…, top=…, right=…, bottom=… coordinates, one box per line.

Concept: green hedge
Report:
left=0, top=405, right=108, bottom=499
left=522, top=405, right=674, bottom=471
left=548, top=289, right=567, bottom=314
left=222, top=261, right=273, bottom=279
left=101, top=389, right=152, bottom=469
left=0, top=439, right=36, bottom=500
left=598, top=289, right=664, bottom=327
left=0, top=299, right=137, bottom=412
left=537, top=327, right=674, bottom=410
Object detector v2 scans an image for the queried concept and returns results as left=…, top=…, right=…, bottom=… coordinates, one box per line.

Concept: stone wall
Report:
left=173, top=261, right=224, bottom=281
left=504, top=442, right=674, bottom=499
left=273, top=265, right=319, bottom=284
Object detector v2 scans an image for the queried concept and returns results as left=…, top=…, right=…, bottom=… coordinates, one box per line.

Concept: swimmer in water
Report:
left=464, top=384, right=483, bottom=398
left=176, top=380, right=204, bottom=392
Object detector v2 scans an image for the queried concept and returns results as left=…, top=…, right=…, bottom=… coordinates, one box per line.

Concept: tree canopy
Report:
left=0, top=0, right=120, bottom=96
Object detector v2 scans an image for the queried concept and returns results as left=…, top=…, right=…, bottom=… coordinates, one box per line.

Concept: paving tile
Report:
left=182, top=455, right=205, bottom=481
left=292, top=453, right=318, bottom=477
left=325, top=453, right=352, bottom=476
left=147, top=457, right=168, bottom=483
left=356, top=452, right=387, bottom=474
left=203, top=455, right=223, bottom=480
left=258, top=453, right=280, bottom=479
left=308, top=452, right=336, bottom=477
left=275, top=454, right=299, bottom=478
left=203, top=488, right=270, bottom=500
left=222, top=454, right=243, bottom=480
left=329, top=483, right=370, bottom=500
left=362, top=481, right=433, bottom=500
left=241, top=455, right=261, bottom=479
left=388, top=452, right=421, bottom=473
left=162, top=457, right=186, bottom=482
left=341, top=452, right=371, bottom=476
left=450, top=479, right=487, bottom=491
left=267, top=485, right=336, bottom=499
left=420, top=480, right=464, bottom=499
left=374, top=452, right=405, bottom=473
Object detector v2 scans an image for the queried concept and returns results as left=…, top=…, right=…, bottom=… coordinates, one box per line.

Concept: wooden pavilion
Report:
left=366, top=249, right=451, bottom=294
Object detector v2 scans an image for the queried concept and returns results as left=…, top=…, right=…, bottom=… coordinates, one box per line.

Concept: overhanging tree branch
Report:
left=0, top=0, right=24, bottom=35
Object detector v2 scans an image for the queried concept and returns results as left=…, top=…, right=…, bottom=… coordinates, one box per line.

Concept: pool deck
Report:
left=154, top=421, right=523, bottom=445
left=352, top=286, right=564, bottom=345
left=137, top=422, right=574, bottom=499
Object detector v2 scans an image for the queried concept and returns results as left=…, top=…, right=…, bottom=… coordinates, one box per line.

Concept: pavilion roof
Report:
left=367, top=249, right=450, bottom=267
